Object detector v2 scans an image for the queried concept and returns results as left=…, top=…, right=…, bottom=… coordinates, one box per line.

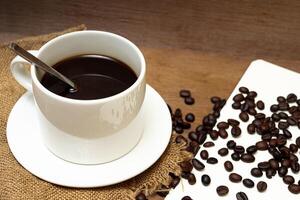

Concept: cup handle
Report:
left=10, top=50, right=38, bottom=92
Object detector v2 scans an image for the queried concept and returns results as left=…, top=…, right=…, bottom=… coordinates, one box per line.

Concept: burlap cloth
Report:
left=0, top=25, right=191, bottom=199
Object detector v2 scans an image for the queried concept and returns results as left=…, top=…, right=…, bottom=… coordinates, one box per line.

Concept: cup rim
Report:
left=30, top=30, right=146, bottom=105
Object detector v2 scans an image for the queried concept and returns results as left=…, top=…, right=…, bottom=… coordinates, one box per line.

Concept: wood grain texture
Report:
left=1, top=0, right=300, bottom=199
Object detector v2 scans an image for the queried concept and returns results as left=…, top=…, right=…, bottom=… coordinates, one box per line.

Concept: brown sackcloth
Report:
left=0, top=25, right=192, bottom=200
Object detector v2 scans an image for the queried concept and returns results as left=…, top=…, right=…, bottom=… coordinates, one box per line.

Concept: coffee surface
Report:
left=41, top=55, right=137, bottom=100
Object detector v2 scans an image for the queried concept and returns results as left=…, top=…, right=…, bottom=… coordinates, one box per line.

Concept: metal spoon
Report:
left=9, top=43, right=77, bottom=89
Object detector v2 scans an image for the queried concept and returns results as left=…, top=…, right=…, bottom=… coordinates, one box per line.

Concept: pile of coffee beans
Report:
left=135, top=87, right=300, bottom=200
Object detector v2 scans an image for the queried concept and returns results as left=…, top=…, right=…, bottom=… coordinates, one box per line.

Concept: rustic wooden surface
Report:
left=1, top=0, right=300, bottom=199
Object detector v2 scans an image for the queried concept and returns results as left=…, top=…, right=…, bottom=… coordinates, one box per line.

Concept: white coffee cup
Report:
left=10, top=31, right=146, bottom=164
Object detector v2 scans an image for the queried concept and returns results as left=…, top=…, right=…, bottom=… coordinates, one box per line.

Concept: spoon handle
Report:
left=9, top=43, right=77, bottom=89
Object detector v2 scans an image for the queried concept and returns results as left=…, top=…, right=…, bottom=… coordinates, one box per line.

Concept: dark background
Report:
left=1, top=0, right=299, bottom=61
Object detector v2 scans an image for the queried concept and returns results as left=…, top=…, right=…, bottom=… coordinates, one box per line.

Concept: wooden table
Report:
left=1, top=0, right=300, bottom=199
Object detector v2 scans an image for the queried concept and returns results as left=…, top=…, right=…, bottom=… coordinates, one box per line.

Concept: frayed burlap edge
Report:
left=0, top=25, right=192, bottom=200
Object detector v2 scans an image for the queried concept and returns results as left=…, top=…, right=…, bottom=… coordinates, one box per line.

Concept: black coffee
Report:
left=41, top=55, right=137, bottom=100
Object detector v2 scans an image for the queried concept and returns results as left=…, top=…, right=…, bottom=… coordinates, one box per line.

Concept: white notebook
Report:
left=166, top=60, right=300, bottom=200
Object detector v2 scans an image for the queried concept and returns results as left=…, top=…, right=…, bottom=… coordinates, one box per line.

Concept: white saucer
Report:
left=6, top=85, right=172, bottom=188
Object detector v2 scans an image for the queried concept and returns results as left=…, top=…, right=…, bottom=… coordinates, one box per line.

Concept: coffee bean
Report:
left=179, top=90, right=191, bottom=98
left=224, top=161, right=234, bottom=172
left=251, top=168, right=263, bottom=177
left=258, top=161, right=270, bottom=170
left=218, top=148, right=229, bottom=156
left=271, top=113, right=281, bottom=121
left=209, top=130, right=219, bottom=140
left=236, top=192, right=248, bottom=200
left=256, top=141, right=268, bottom=151
left=195, top=125, right=204, bottom=132
left=234, top=145, right=245, bottom=154
left=181, top=196, right=192, bottom=200
left=200, top=150, right=209, bottom=160
left=218, top=129, right=228, bottom=139
left=191, top=158, right=205, bottom=171
left=291, top=162, right=300, bottom=173
left=278, top=166, right=288, bottom=177
left=187, top=173, right=196, bottom=185
left=231, top=126, right=242, bottom=137
left=246, top=145, right=257, bottom=154
left=136, top=192, right=147, bottom=200
left=239, top=112, right=249, bottom=122
left=283, top=175, right=295, bottom=185
left=232, top=102, right=241, bottom=109
left=289, top=144, right=298, bottom=153
left=283, top=129, right=292, bottom=139
left=290, top=154, right=298, bottom=162
left=255, top=113, right=266, bottom=119
left=241, top=103, right=249, bottom=112
left=269, top=139, right=277, bottom=147
left=248, top=91, right=257, bottom=99
left=277, top=96, right=286, bottom=103
left=266, top=168, right=276, bottom=179
left=241, top=153, right=255, bottom=163
left=248, top=108, right=257, bottom=115
left=277, top=137, right=287, bottom=146
left=288, top=184, right=300, bottom=194
left=201, top=174, right=211, bottom=186
left=239, top=87, right=249, bottom=94
left=289, top=106, right=298, bottom=114
left=227, top=140, right=236, bottom=149
left=169, top=176, right=180, bottom=188
left=278, top=112, right=288, bottom=119
left=211, top=96, right=221, bottom=104
left=188, top=141, right=200, bottom=155
left=229, top=173, right=242, bottom=183
left=256, top=100, right=265, bottom=110
left=293, top=111, right=300, bottom=119
left=228, top=119, right=240, bottom=126
left=257, top=181, right=267, bottom=192
left=217, top=121, right=229, bottom=129
left=262, top=132, right=272, bottom=141
left=216, top=185, right=229, bottom=196
left=175, top=126, right=183, bottom=134
left=197, top=132, right=207, bottom=144
left=247, top=124, right=256, bottom=134
left=188, top=131, right=198, bottom=141
left=175, top=135, right=188, bottom=144
left=185, top=97, right=195, bottom=105
left=182, top=122, right=191, bottom=129
left=203, top=141, right=215, bottom=148
left=181, top=171, right=190, bottom=179
left=270, top=104, right=279, bottom=112
left=207, top=157, right=218, bottom=164
left=281, top=159, right=291, bottom=168
left=279, top=102, right=289, bottom=111
left=287, top=93, right=297, bottom=103
left=233, top=94, right=244, bottom=102
left=179, top=161, right=193, bottom=172
left=243, top=178, right=254, bottom=188
left=231, top=152, right=241, bottom=161
left=252, top=119, right=262, bottom=127
left=287, top=117, right=297, bottom=125
left=174, top=108, right=182, bottom=118
left=269, top=159, right=279, bottom=170
left=296, top=137, right=300, bottom=148
left=278, top=121, right=289, bottom=130
left=185, top=113, right=195, bottom=122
